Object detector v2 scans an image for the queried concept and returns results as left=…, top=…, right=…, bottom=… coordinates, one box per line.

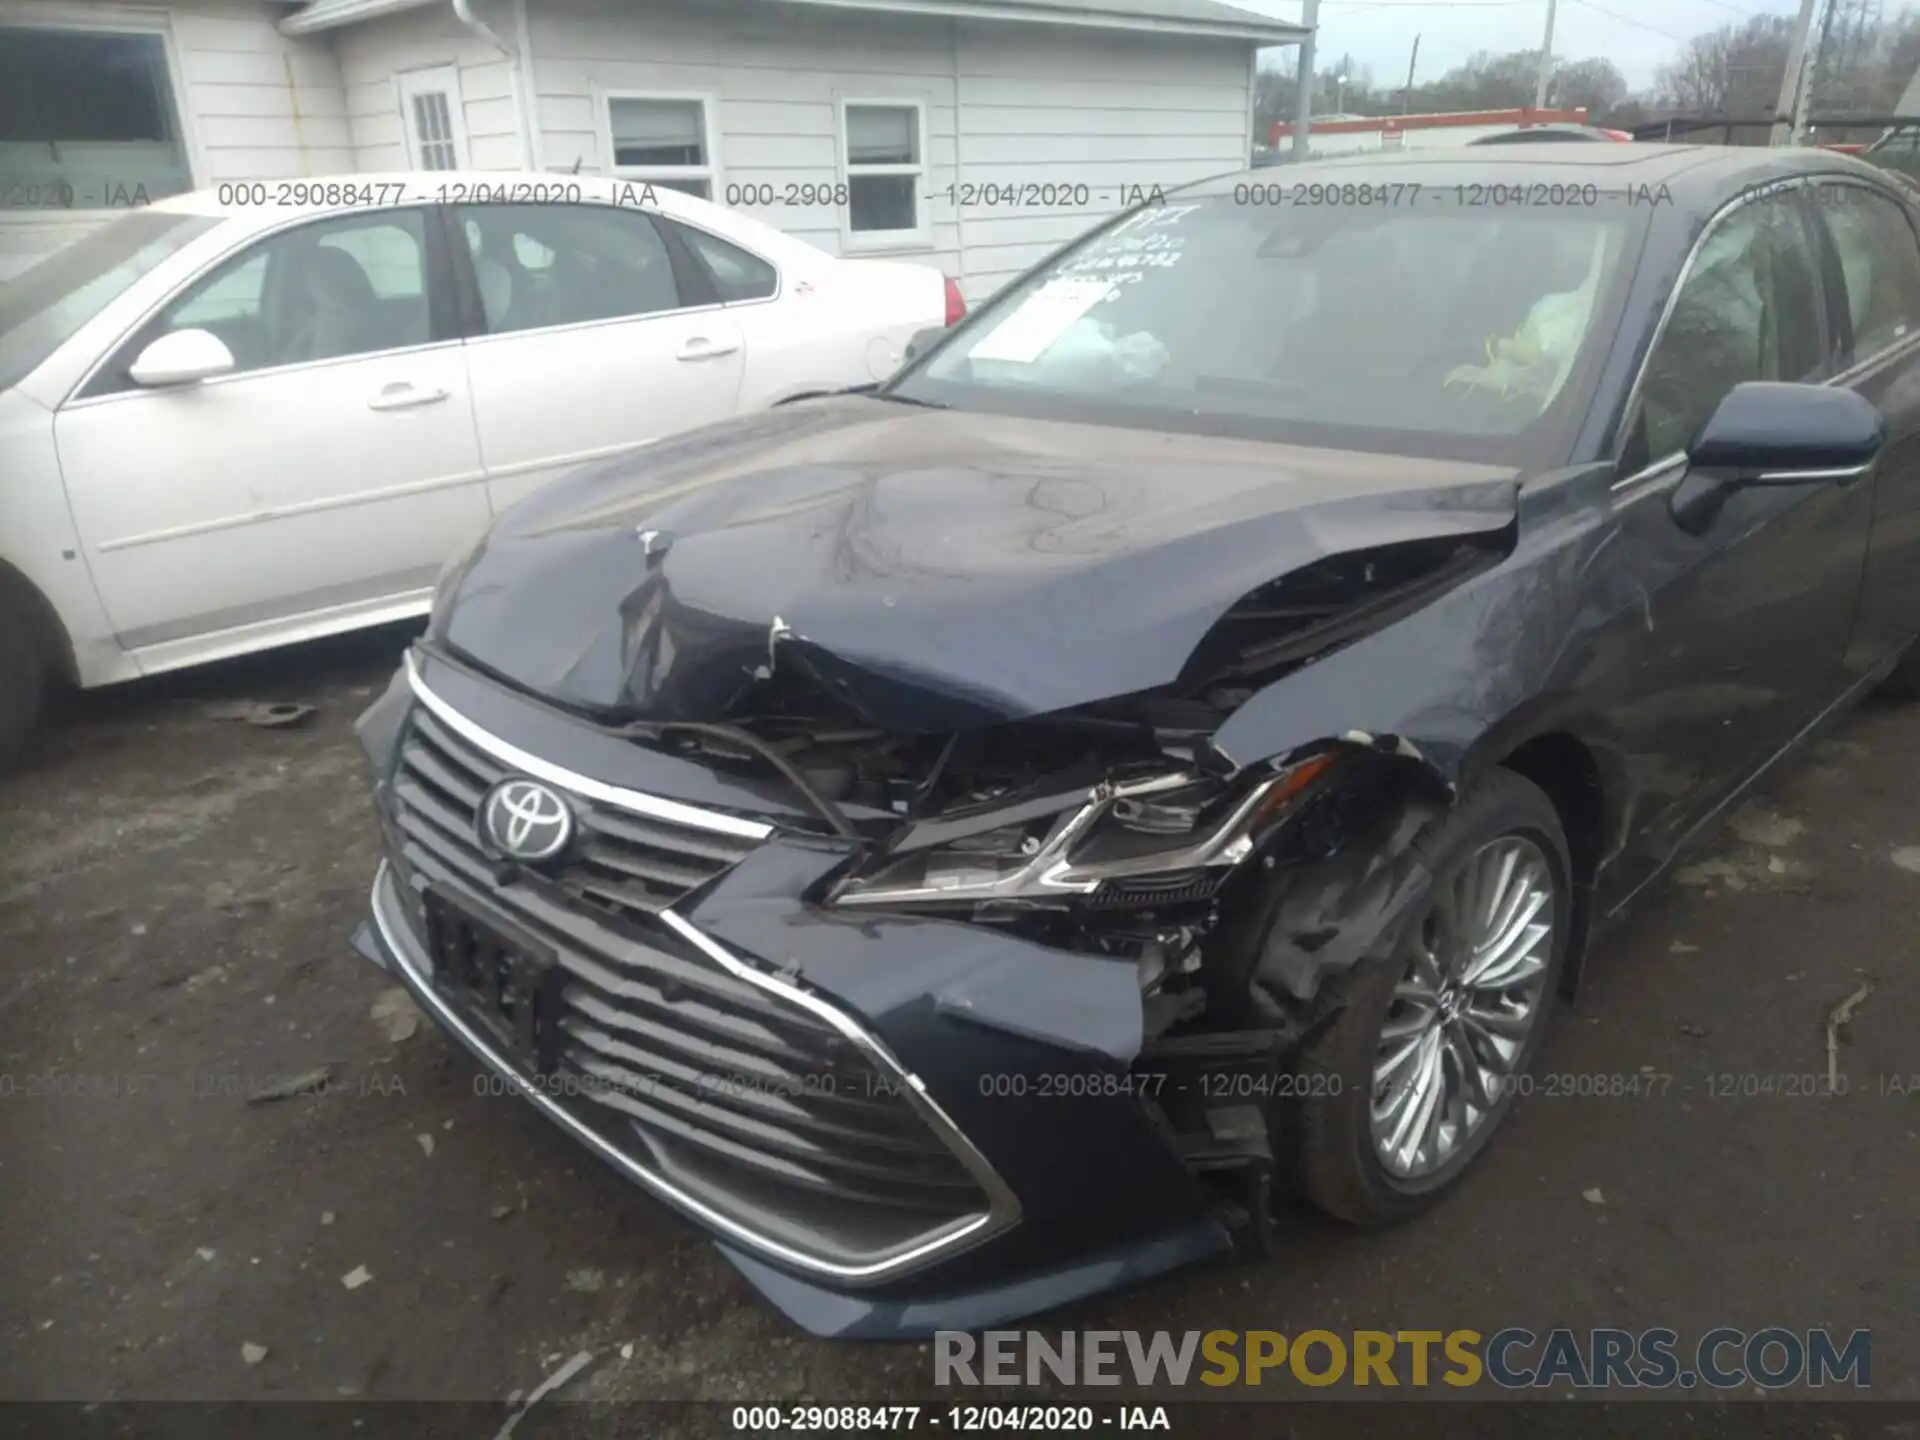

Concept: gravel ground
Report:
left=1, top=626, right=1914, bottom=1432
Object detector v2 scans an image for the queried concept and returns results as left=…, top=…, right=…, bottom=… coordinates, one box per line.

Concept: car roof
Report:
left=1187, top=142, right=1908, bottom=219
left=149, top=171, right=833, bottom=266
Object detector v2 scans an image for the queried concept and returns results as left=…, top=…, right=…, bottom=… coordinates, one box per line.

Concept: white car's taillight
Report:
left=944, top=275, right=967, bottom=326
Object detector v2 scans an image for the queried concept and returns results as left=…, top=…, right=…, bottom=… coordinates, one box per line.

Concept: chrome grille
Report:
left=386, top=705, right=994, bottom=1268
left=397, top=707, right=760, bottom=918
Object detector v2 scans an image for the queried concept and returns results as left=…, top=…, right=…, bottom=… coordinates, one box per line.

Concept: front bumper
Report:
left=351, top=651, right=1237, bottom=1336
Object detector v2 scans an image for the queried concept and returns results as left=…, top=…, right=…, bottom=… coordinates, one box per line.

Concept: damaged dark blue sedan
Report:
left=351, top=144, right=1920, bottom=1336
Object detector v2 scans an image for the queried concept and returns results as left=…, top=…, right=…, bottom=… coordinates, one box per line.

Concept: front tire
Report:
left=1295, top=768, right=1570, bottom=1225
left=0, top=615, right=45, bottom=775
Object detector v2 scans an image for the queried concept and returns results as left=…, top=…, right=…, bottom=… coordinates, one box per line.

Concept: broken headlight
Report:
left=828, top=755, right=1335, bottom=911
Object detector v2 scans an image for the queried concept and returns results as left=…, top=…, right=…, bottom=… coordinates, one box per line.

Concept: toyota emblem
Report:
left=480, top=778, right=575, bottom=862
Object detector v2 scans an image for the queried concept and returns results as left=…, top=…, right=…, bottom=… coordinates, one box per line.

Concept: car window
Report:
left=169, top=251, right=266, bottom=325
left=667, top=220, right=777, bottom=302
left=890, top=191, right=1640, bottom=463
left=319, top=224, right=427, bottom=300
left=1637, top=199, right=1827, bottom=460
left=0, top=210, right=216, bottom=392
left=456, top=204, right=684, bottom=334
left=1817, top=185, right=1920, bottom=363
left=91, top=209, right=434, bottom=395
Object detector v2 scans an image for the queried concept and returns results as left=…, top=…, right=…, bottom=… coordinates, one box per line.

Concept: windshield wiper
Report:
left=871, top=390, right=949, bottom=410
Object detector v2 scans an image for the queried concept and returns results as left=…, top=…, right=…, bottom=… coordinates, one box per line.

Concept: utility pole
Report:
left=1772, top=0, right=1824, bottom=145
left=1292, top=0, right=1319, bottom=161
left=1404, top=34, right=1420, bottom=115
left=1532, top=0, right=1557, bottom=111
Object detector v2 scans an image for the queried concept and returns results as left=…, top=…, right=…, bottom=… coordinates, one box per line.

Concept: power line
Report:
left=1566, top=0, right=1693, bottom=42
left=1685, top=0, right=1785, bottom=16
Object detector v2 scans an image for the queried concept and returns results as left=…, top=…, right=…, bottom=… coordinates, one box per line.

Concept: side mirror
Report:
left=128, top=329, right=236, bottom=388
left=1688, top=381, right=1884, bottom=482
left=903, top=326, right=946, bottom=366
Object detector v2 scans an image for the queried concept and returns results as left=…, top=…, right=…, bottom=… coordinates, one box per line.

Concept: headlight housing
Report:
left=828, top=754, right=1335, bottom=911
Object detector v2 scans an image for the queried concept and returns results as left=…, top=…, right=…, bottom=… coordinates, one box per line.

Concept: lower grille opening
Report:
left=384, top=822, right=998, bottom=1274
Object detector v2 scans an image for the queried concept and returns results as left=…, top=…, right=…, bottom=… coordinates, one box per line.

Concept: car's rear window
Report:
left=0, top=210, right=216, bottom=391
left=889, top=186, right=1646, bottom=464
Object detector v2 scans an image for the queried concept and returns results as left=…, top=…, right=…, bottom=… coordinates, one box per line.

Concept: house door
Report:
left=398, top=66, right=469, bottom=171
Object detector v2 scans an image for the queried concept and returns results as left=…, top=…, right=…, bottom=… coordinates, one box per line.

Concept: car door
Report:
left=450, top=202, right=745, bottom=513
left=1604, top=182, right=1876, bottom=884
left=655, top=213, right=917, bottom=400
left=53, top=206, right=488, bottom=669
left=1808, top=177, right=1920, bottom=686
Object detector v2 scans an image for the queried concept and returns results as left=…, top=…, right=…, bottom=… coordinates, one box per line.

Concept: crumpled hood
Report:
left=437, top=398, right=1522, bottom=730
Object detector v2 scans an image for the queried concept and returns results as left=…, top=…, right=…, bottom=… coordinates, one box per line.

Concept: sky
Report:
left=1231, top=0, right=1810, bottom=95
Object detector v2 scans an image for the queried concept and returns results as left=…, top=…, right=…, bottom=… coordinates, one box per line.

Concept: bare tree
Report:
left=1655, top=14, right=1795, bottom=117
left=1553, top=58, right=1630, bottom=115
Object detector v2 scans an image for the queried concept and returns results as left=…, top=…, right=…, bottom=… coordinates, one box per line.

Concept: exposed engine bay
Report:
left=618, top=530, right=1501, bottom=1047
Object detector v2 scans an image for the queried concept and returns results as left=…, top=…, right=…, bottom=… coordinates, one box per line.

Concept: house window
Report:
left=841, top=101, right=927, bottom=244
left=397, top=67, right=467, bottom=172
left=605, top=96, right=714, bottom=199
left=0, top=26, right=192, bottom=206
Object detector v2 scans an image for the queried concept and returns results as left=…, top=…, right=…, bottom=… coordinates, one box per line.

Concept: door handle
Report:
left=676, top=337, right=740, bottom=362
left=368, top=382, right=451, bottom=411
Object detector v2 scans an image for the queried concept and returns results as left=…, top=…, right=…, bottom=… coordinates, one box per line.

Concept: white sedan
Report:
left=0, top=172, right=962, bottom=762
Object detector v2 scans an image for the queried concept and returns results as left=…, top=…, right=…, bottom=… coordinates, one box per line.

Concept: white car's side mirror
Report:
left=128, top=329, right=237, bottom=388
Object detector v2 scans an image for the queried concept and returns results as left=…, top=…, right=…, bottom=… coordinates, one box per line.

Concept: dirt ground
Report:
left=1, top=625, right=1915, bottom=1429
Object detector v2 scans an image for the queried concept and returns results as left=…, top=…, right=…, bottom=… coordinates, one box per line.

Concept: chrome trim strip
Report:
left=65, top=337, right=469, bottom=412
left=655, top=907, right=1023, bottom=1234
left=457, top=298, right=730, bottom=348
left=370, top=862, right=1017, bottom=1281
left=1610, top=450, right=1688, bottom=500
left=1755, top=461, right=1875, bottom=483
left=404, top=652, right=772, bottom=841
left=832, top=766, right=1305, bottom=908
left=1827, top=326, right=1920, bottom=387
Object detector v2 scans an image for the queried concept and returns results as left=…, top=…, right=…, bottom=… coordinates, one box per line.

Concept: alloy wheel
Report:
left=1368, top=834, right=1557, bottom=1181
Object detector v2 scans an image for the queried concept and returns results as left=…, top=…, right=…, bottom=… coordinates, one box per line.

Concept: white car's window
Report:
left=170, top=252, right=266, bottom=325
left=457, top=204, right=685, bottom=334
left=92, top=209, right=435, bottom=395
left=320, top=224, right=427, bottom=300
left=667, top=220, right=777, bottom=303
left=0, top=210, right=216, bottom=392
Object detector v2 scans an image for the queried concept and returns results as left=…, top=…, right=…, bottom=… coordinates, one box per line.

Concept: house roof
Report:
left=281, top=0, right=1305, bottom=43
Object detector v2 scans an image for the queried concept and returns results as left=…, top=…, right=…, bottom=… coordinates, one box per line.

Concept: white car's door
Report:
left=655, top=212, right=947, bottom=403
left=451, top=203, right=746, bottom=512
left=53, top=206, right=489, bottom=672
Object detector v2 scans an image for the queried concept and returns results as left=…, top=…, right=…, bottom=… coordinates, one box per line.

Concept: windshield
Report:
left=890, top=187, right=1645, bottom=463
left=0, top=210, right=217, bottom=392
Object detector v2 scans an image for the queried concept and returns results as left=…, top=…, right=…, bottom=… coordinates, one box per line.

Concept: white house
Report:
left=0, top=0, right=1304, bottom=294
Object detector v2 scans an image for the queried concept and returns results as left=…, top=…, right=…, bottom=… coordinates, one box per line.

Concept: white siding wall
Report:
left=0, top=0, right=351, bottom=279
left=334, top=0, right=526, bottom=171
left=525, top=0, right=1256, bottom=301
left=174, top=1, right=353, bottom=180
left=2, top=0, right=1260, bottom=291
left=528, top=0, right=963, bottom=278
left=953, top=22, right=1251, bottom=300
